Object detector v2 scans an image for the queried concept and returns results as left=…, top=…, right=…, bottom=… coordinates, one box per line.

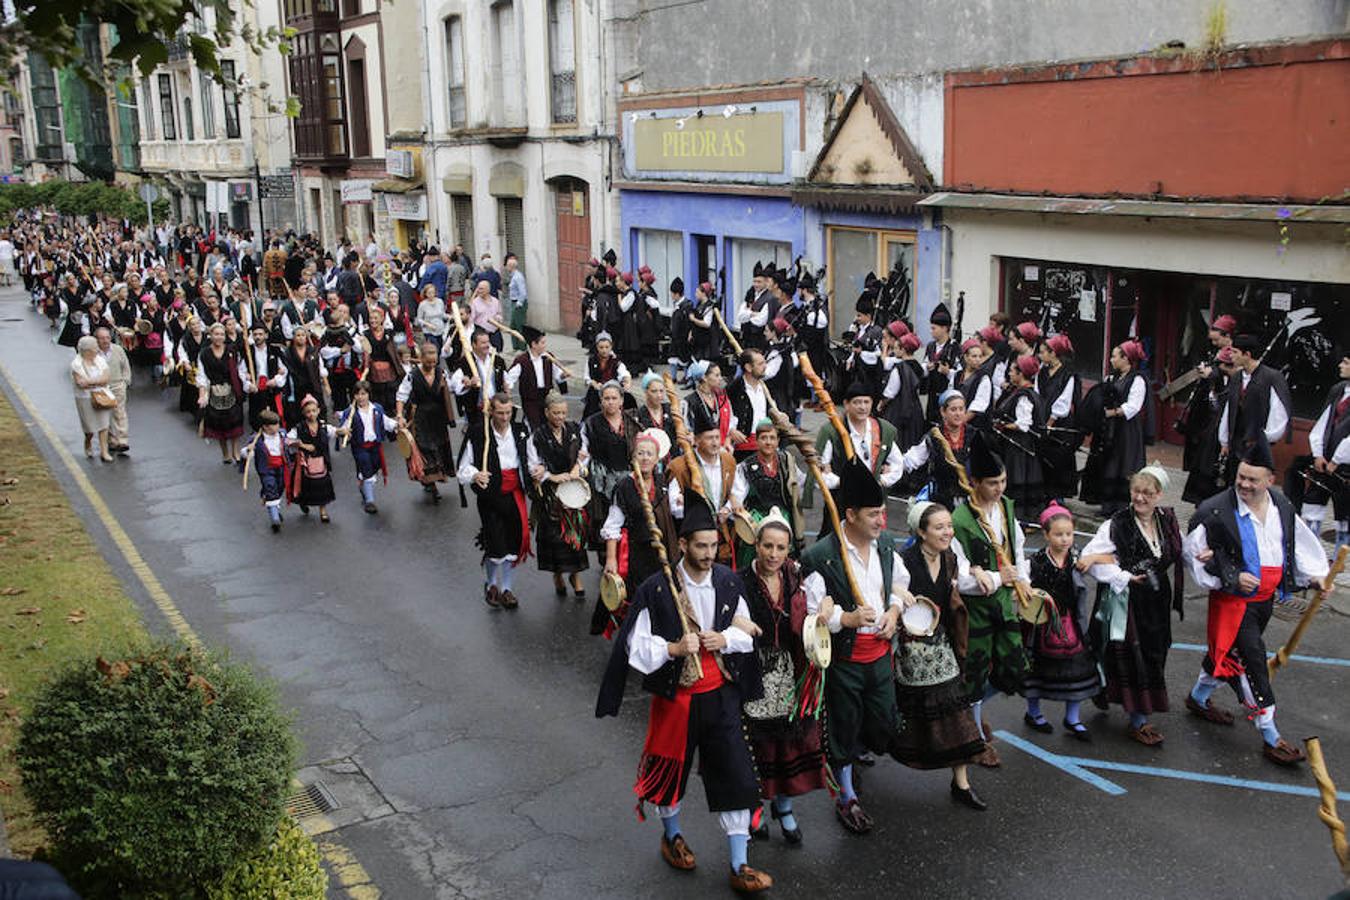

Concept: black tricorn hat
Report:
left=680, top=497, right=719, bottom=536
left=521, top=324, right=545, bottom=344
left=687, top=401, right=720, bottom=436
left=930, top=302, right=952, bottom=326
left=602, top=248, right=618, bottom=266
left=752, top=260, right=765, bottom=277
left=669, top=276, right=684, bottom=295
left=798, top=271, right=816, bottom=292
left=1239, top=432, right=1275, bottom=471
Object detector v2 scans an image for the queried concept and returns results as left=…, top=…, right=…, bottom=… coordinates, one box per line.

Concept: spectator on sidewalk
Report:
left=71, top=335, right=114, bottom=462
left=417, top=247, right=448, bottom=300
left=95, top=326, right=133, bottom=455
left=472, top=253, right=501, bottom=298
left=446, top=251, right=468, bottom=307
left=505, top=253, right=527, bottom=351
left=469, top=280, right=503, bottom=352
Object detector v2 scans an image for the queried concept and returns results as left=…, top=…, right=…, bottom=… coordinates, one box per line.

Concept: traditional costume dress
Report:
left=175, top=331, right=204, bottom=415
left=955, top=358, right=993, bottom=431
left=991, top=372, right=1046, bottom=512
left=1082, top=488, right=1184, bottom=739
left=1022, top=546, right=1100, bottom=707
left=580, top=408, right=639, bottom=556
left=527, top=417, right=591, bottom=585
left=580, top=349, right=630, bottom=420
left=899, top=410, right=969, bottom=513
left=338, top=400, right=399, bottom=512
left=1080, top=360, right=1146, bottom=511
left=595, top=501, right=771, bottom=893
left=879, top=354, right=926, bottom=460
left=595, top=467, right=679, bottom=636
left=456, top=414, right=534, bottom=609
left=396, top=363, right=456, bottom=491
left=362, top=323, right=405, bottom=413
left=635, top=400, right=678, bottom=449
left=1217, top=347, right=1292, bottom=486
left=667, top=405, right=737, bottom=567
left=248, top=427, right=291, bottom=531
left=1035, top=349, right=1082, bottom=501
left=283, top=343, right=327, bottom=426
left=195, top=344, right=247, bottom=441
left=726, top=374, right=773, bottom=462
left=683, top=378, right=731, bottom=446
left=800, top=457, right=905, bottom=834
left=738, top=533, right=826, bottom=835
left=287, top=418, right=337, bottom=510
left=243, top=340, right=288, bottom=431
left=923, top=317, right=958, bottom=425
left=1182, top=437, right=1329, bottom=765
left=950, top=434, right=1031, bottom=755
left=807, top=391, right=902, bottom=516
left=730, top=444, right=805, bottom=565
left=1180, top=345, right=1232, bottom=503
left=891, top=540, right=986, bottom=770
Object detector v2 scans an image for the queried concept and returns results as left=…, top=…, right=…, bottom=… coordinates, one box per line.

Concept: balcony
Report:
left=139, top=139, right=250, bottom=175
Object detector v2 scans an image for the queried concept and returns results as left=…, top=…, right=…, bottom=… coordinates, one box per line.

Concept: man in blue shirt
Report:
left=505, top=252, right=528, bottom=350
left=417, top=247, right=448, bottom=300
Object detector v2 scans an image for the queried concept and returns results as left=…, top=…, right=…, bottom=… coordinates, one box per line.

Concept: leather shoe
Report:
left=950, top=780, right=988, bottom=811
left=729, top=864, right=773, bottom=894
left=1263, top=738, right=1306, bottom=767
left=1185, top=694, right=1235, bottom=725
left=834, top=798, right=872, bottom=834
left=660, top=834, right=696, bottom=870
left=1062, top=720, right=1092, bottom=743
left=484, top=586, right=501, bottom=608
left=500, top=590, right=519, bottom=609
left=1127, top=723, right=1164, bottom=747
left=769, top=803, right=802, bottom=845
left=1023, top=713, right=1053, bottom=733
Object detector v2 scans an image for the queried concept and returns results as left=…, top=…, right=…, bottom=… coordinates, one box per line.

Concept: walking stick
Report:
left=1304, top=736, right=1350, bottom=884
left=1270, top=546, right=1348, bottom=677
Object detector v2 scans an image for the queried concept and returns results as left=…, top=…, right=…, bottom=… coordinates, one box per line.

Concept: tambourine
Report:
left=555, top=478, right=591, bottom=510
left=732, top=508, right=759, bottom=544
left=1018, top=588, right=1057, bottom=626
left=600, top=571, right=627, bottom=612
left=306, top=321, right=327, bottom=338
left=395, top=428, right=414, bottom=460
left=117, top=326, right=137, bottom=349
left=901, top=595, right=941, bottom=637
left=133, top=318, right=153, bottom=335
left=803, top=612, right=832, bottom=669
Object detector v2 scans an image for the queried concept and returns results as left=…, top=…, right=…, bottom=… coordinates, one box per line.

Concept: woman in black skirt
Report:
left=283, top=329, right=328, bottom=427
left=1035, top=333, right=1082, bottom=502
left=175, top=315, right=206, bottom=416
left=892, top=501, right=989, bottom=811
left=527, top=393, right=589, bottom=599
left=991, top=355, right=1046, bottom=513
left=395, top=341, right=456, bottom=503
left=195, top=322, right=247, bottom=463
left=581, top=382, right=638, bottom=568
left=1081, top=340, right=1147, bottom=514
left=1083, top=465, right=1184, bottom=747
left=287, top=394, right=336, bottom=522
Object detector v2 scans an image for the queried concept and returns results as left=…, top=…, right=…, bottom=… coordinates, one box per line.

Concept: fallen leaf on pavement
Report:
left=1, top=587, right=27, bottom=596
left=15, top=606, right=40, bottom=615
left=66, top=609, right=87, bottom=624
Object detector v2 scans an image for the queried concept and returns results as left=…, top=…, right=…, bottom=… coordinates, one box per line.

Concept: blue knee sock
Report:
left=499, top=561, right=515, bottom=592
left=728, top=833, right=748, bottom=872
left=661, top=812, right=681, bottom=840
left=836, top=764, right=856, bottom=803
left=1258, top=720, right=1281, bottom=747
left=1065, top=701, right=1082, bottom=726
left=267, top=505, right=281, bottom=525
left=1129, top=711, right=1147, bottom=730
left=771, top=795, right=797, bottom=832
left=1190, top=676, right=1218, bottom=706
left=484, top=561, right=499, bottom=589
left=971, top=700, right=984, bottom=735
left=1026, top=698, right=1044, bottom=722
left=360, top=480, right=375, bottom=504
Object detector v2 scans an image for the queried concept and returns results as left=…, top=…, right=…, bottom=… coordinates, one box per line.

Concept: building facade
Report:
left=419, top=0, right=615, bottom=333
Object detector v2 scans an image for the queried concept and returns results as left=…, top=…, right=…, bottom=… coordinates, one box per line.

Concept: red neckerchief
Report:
left=757, top=452, right=778, bottom=478
left=944, top=423, right=966, bottom=451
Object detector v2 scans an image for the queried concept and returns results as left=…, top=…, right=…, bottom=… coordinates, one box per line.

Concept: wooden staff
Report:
left=632, top=463, right=703, bottom=679
left=491, top=317, right=525, bottom=344
left=1305, top=736, right=1350, bottom=883
left=795, top=354, right=868, bottom=610
left=480, top=367, right=493, bottom=475
left=928, top=425, right=1037, bottom=611
left=1271, top=546, right=1348, bottom=677
left=712, top=308, right=741, bottom=357
left=447, top=296, right=474, bottom=360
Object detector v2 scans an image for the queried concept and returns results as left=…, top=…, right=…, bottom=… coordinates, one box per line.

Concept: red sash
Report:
left=1207, top=565, right=1282, bottom=678
left=634, top=649, right=724, bottom=811
left=500, top=468, right=532, bottom=565
left=849, top=631, right=891, bottom=664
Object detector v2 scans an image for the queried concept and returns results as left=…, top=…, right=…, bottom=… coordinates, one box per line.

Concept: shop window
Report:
left=1003, top=259, right=1109, bottom=384
left=637, top=229, right=682, bottom=314
left=730, top=238, right=791, bottom=320
left=826, top=226, right=916, bottom=331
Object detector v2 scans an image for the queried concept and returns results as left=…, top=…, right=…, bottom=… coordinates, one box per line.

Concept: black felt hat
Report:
left=930, top=302, right=952, bottom=326
left=856, top=294, right=875, bottom=316
left=687, top=401, right=720, bottom=436
left=602, top=248, right=618, bottom=266
left=798, top=271, right=816, bottom=292
left=669, top=276, right=684, bottom=295
left=835, top=455, right=885, bottom=511
left=752, top=260, right=765, bottom=277
left=1239, top=432, right=1275, bottom=470
left=680, top=497, right=719, bottom=536
left=968, top=430, right=1006, bottom=480
left=521, top=324, right=545, bottom=344
left=844, top=380, right=871, bottom=400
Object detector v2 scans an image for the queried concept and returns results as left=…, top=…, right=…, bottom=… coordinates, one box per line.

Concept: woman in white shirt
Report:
left=70, top=335, right=114, bottom=461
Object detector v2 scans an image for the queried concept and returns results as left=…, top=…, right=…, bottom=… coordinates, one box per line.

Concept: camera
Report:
left=1131, top=560, right=1161, bottom=593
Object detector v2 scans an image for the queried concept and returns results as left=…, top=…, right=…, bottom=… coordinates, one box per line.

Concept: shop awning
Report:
left=918, top=192, right=1350, bottom=224
left=371, top=178, right=424, bottom=194
left=790, top=186, right=928, bottom=214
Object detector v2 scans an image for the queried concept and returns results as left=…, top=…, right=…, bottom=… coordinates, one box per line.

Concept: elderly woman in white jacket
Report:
left=70, top=335, right=114, bottom=461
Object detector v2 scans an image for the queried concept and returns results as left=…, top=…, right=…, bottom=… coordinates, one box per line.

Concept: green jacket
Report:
left=951, top=497, right=1018, bottom=604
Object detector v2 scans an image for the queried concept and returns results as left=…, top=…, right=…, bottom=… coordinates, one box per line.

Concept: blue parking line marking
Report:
left=997, top=730, right=1350, bottom=801
left=1171, top=642, right=1350, bottom=669
left=993, top=731, right=1127, bottom=795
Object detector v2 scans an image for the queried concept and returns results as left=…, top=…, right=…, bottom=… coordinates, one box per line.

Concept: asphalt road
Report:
left=2, top=288, right=1347, bottom=900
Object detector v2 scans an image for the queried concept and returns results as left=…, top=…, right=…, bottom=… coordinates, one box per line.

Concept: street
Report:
left=1, top=286, right=1347, bottom=900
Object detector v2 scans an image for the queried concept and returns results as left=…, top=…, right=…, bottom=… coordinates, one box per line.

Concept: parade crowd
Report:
left=8, top=211, right=1345, bottom=895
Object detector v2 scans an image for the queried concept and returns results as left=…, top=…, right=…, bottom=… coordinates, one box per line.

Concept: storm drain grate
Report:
left=285, top=781, right=340, bottom=819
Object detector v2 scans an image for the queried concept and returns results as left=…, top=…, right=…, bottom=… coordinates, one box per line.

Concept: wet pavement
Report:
left=1, top=288, right=1347, bottom=900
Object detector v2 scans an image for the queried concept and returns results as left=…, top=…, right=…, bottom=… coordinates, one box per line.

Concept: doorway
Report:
left=552, top=178, right=589, bottom=335
left=692, top=234, right=717, bottom=294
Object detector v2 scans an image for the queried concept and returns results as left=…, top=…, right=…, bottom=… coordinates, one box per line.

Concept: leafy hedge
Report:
left=206, top=817, right=328, bottom=900
left=16, top=642, right=298, bottom=898
left=0, top=180, right=171, bottom=225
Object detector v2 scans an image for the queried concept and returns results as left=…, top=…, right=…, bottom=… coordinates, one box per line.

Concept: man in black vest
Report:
left=924, top=302, right=958, bottom=424
left=595, top=501, right=772, bottom=895
left=1297, top=351, right=1350, bottom=553
left=1183, top=435, right=1330, bottom=766
left=1218, top=333, right=1292, bottom=484
left=456, top=393, right=534, bottom=610
left=242, top=323, right=288, bottom=431
left=505, top=325, right=567, bottom=430
left=801, top=456, right=910, bottom=834
left=725, top=349, right=772, bottom=461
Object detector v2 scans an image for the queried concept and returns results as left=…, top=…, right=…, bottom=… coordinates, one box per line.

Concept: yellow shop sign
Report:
left=634, top=112, right=784, bottom=174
